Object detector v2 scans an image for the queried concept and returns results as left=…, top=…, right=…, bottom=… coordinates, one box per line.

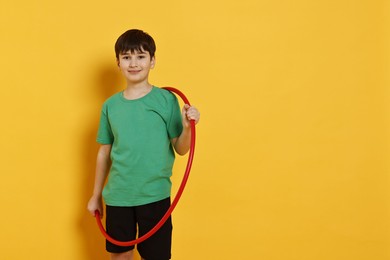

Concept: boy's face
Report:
left=117, top=48, right=155, bottom=84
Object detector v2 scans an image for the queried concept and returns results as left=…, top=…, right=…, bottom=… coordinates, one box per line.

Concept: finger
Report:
left=88, top=206, right=96, bottom=216
left=186, top=110, right=199, bottom=120
left=98, top=208, right=104, bottom=219
left=183, top=104, right=190, bottom=111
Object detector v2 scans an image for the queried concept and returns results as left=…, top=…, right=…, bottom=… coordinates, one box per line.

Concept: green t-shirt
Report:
left=97, top=86, right=183, bottom=206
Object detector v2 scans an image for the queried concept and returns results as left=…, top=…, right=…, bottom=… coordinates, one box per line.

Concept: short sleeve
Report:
left=96, top=106, right=114, bottom=144
left=167, top=95, right=183, bottom=139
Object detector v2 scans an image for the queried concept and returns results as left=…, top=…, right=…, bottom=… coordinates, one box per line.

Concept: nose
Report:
left=129, top=57, right=137, bottom=67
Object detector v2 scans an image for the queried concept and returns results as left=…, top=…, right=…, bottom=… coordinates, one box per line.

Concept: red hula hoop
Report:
left=95, top=86, right=196, bottom=247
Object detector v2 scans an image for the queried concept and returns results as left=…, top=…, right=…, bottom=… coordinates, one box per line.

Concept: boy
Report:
left=87, top=29, right=200, bottom=260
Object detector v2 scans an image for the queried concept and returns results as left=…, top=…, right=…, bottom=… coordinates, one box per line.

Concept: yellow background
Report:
left=0, top=0, right=389, bottom=259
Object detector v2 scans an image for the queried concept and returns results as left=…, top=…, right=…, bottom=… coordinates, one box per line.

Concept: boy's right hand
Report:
left=87, top=195, right=103, bottom=218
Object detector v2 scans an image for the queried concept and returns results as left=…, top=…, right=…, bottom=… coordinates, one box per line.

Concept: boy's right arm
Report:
left=87, top=144, right=112, bottom=218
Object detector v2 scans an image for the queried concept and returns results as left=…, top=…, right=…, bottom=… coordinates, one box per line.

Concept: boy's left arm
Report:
left=171, top=104, right=200, bottom=155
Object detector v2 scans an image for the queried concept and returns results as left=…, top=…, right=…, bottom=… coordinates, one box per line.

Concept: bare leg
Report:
left=110, top=250, right=134, bottom=260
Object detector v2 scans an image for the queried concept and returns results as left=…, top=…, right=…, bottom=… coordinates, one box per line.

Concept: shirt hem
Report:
left=104, top=194, right=171, bottom=207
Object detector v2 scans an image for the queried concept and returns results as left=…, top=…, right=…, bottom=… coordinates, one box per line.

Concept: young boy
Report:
left=87, top=29, right=200, bottom=260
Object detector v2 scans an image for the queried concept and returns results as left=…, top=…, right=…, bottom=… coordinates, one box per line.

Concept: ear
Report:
left=116, top=58, right=120, bottom=67
left=150, top=56, right=156, bottom=69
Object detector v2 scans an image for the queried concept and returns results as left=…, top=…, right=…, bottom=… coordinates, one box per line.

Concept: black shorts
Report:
left=106, top=197, right=172, bottom=260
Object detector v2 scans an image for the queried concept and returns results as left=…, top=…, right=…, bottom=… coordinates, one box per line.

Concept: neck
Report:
left=126, top=81, right=152, bottom=89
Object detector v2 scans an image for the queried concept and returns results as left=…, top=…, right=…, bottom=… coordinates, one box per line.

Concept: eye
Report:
left=138, top=55, right=146, bottom=59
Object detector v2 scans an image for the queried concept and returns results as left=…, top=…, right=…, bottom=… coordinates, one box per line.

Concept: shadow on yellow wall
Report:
left=77, top=64, right=124, bottom=260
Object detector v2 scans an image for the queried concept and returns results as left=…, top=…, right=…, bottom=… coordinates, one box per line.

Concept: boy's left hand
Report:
left=182, top=104, right=200, bottom=128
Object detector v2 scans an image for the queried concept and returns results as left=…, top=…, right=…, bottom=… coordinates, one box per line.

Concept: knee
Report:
left=110, top=250, right=134, bottom=260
